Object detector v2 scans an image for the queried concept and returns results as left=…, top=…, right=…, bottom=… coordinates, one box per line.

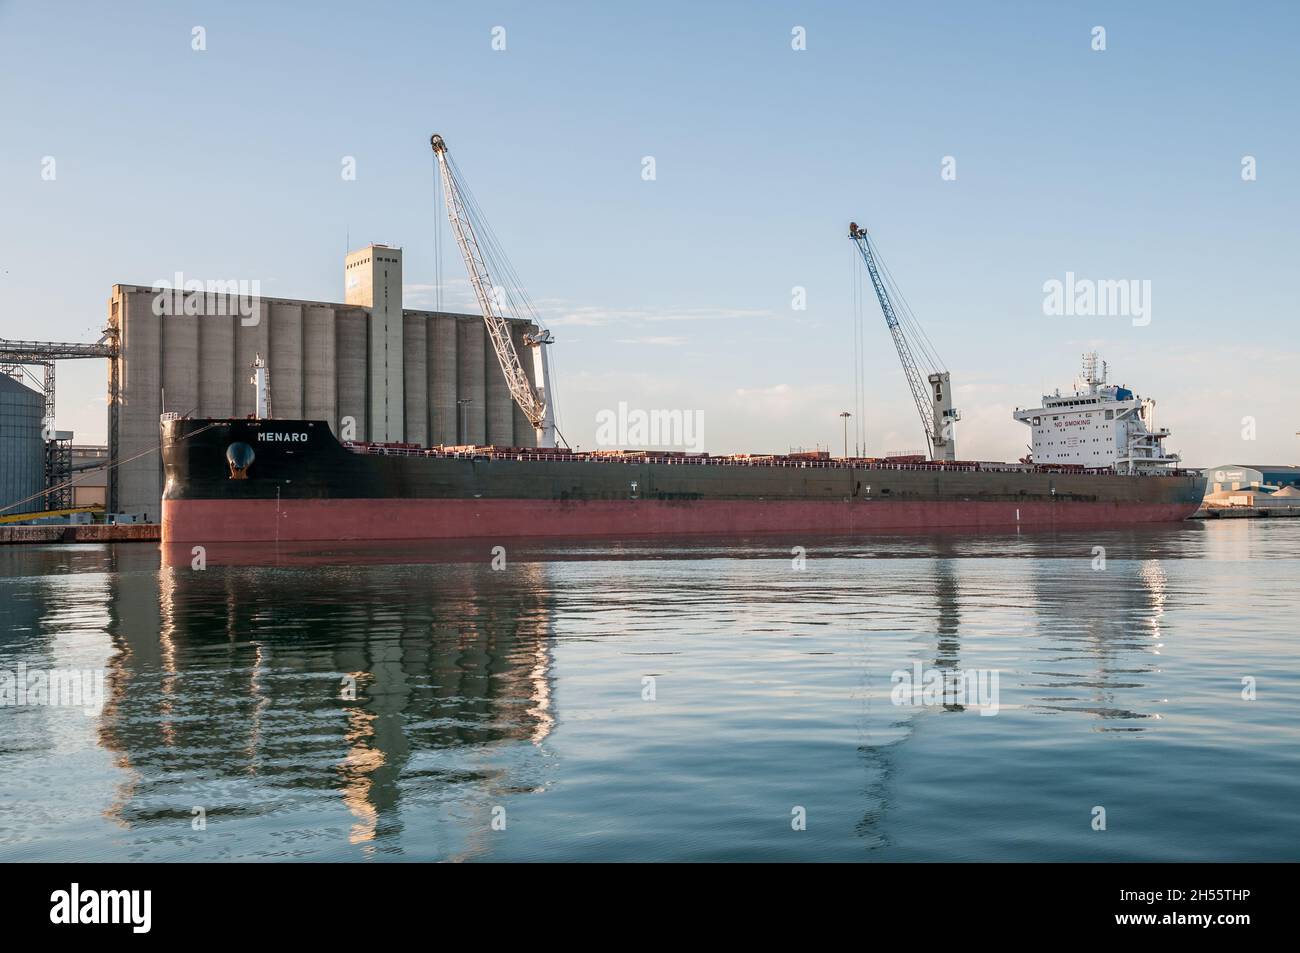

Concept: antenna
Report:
left=1081, top=351, right=1099, bottom=386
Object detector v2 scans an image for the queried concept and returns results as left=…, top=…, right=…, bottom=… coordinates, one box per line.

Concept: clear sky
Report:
left=2, top=1, right=1296, bottom=466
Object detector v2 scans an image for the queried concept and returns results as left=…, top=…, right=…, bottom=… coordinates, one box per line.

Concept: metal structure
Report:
left=0, top=334, right=118, bottom=509
left=848, top=223, right=959, bottom=461
left=251, top=353, right=271, bottom=419
left=44, top=432, right=73, bottom=509
left=430, top=134, right=557, bottom=448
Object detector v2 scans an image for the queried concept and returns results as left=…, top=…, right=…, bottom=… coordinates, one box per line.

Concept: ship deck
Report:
left=341, top=441, right=1193, bottom=478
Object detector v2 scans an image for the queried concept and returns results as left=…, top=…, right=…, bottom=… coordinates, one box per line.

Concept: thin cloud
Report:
left=616, top=336, right=686, bottom=346
left=546, top=305, right=773, bottom=327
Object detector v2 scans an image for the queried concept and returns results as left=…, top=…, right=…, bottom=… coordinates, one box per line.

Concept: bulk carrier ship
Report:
left=158, top=136, right=1204, bottom=544
left=160, top=403, right=1203, bottom=544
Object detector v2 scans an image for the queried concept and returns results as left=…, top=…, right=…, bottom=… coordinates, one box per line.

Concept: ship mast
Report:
left=250, top=353, right=270, bottom=419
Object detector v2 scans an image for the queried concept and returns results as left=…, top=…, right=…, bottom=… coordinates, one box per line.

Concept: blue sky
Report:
left=1, top=1, right=1296, bottom=465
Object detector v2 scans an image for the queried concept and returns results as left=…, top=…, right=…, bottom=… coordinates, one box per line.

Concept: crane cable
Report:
left=436, top=151, right=565, bottom=444
left=869, top=233, right=947, bottom=374
left=448, top=156, right=565, bottom=441
left=445, top=154, right=542, bottom=328
left=432, top=155, right=444, bottom=313
left=851, top=243, right=862, bottom=456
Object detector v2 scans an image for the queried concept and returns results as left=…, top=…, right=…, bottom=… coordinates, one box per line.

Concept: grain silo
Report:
left=107, top=244, right=541, bottom=518
left=0, top=373, right=46, bottom=517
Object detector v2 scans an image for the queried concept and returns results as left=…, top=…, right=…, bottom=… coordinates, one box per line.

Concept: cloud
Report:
left=643, top=307, right=773, bottom=323
left=403, top=278, right=473, bottom=309
left=733, top=383, right=795, bottom=401
left=400, top=288, right=774, bottom=332
left=546, top=305, right=772, bottom=328
left=729, top=382, right=840, bottom=421
left=547, top=307, right=629, bottom=327
left=615, top=336, right=686, bottom=346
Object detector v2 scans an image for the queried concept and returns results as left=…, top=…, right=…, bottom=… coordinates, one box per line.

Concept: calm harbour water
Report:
left=1, top=519, right=1298, bottom=862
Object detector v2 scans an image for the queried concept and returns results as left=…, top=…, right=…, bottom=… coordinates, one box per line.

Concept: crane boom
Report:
left=848, top=222, right=958, bottom=461
left=430, top=134, right=556, bottom=447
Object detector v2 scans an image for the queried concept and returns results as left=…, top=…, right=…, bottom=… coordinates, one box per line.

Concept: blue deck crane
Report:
left=849, top=222, right=959, bottom=461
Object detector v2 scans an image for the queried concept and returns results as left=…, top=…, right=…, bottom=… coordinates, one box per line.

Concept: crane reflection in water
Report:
left=848, top=528, right=1189, bottom=852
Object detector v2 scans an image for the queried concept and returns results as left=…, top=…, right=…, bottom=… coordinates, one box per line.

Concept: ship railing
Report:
left=343, top=443, right=1190, bottom=477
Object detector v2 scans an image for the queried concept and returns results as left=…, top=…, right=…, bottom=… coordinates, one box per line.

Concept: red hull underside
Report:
left=162, top=498, right=1199, bottom=543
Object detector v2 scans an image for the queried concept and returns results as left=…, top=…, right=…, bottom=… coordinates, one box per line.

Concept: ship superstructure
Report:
left=1013, top=353, right=1180, bottom=474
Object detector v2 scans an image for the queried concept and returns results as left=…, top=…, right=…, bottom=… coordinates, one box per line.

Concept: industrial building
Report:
left=109, top=244, right=540, bottom=518
left=1199, top=464, right=1300, bottom=514
left=1202, top=464, right=1300, bottom=495
left=0, top=373, right=45, bottom=516
left=70, top=445, right=108, bottom=508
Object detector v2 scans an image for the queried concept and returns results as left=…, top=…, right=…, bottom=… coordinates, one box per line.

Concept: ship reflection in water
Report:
left=100, top=548, right=558, bottom=859
left=2, top=521, right=1298, bottom=861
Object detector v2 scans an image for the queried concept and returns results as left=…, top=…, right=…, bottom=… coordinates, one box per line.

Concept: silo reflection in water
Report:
left=97, top=551, right=557, bottom=860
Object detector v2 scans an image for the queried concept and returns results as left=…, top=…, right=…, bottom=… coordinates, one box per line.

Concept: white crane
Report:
left=430, top=134, right=557, bottom=448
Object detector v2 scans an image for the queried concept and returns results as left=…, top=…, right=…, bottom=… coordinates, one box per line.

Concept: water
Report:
left=1, top=519, right=1298, bottom=862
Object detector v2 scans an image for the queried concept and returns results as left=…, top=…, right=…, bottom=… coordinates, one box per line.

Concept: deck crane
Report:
left=430, top=134, right=558, bottom=448
left=848, top=222, right=959, bottom=461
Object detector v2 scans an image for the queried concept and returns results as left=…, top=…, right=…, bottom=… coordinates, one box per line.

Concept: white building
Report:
left=1012, top=353, right=1180, bottom=474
